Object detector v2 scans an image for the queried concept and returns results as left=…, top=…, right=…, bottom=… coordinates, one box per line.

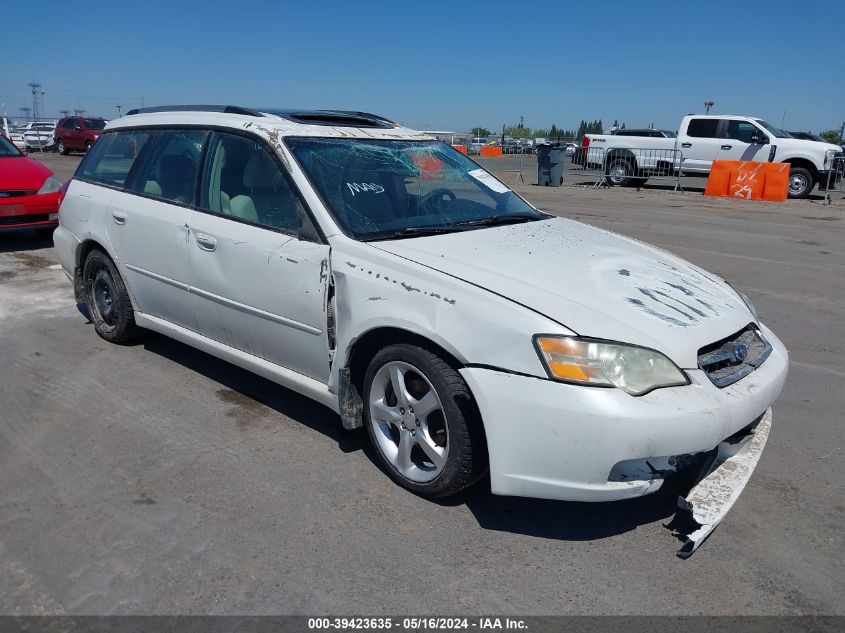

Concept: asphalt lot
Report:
left=1, top=153, right=843, bottom=615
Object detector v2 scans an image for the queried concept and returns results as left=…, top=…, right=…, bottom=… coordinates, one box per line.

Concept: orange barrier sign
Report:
left=451, top=144, right=467, bottom=155
left=704, top=160, right=790, bottom=202
left=480, top=146, right=503, bottom=157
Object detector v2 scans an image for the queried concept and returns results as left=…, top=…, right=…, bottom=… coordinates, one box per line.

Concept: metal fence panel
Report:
left=601, top=147, right=683, bottom=190
left=568, top=147, right=607, bottom=186
left=824, top=156, right=845, bottom=203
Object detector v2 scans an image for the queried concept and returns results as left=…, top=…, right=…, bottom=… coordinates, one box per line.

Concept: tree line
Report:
left=471, top=120, right=604, bottom=141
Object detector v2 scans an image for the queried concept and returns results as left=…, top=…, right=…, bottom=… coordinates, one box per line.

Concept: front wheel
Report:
left=83, top=249, right=142, bottom=344
left=57, top=139, right=68, bottom=155
left=363, top=344, right=487, bottom=498
left=787, top=166, right=815, bottom=199
left=85, top=140, right=93, bottom=152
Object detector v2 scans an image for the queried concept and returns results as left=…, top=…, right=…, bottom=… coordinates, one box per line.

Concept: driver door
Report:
left=717, top=120, right=771, bottom=163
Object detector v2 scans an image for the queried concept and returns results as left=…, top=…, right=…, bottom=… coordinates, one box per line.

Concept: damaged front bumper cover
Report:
left=668, top=407, right=772, bottom=558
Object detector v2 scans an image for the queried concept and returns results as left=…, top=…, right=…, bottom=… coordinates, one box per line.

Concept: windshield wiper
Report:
left=368, top=226, right=466, bottom=241
left=453, top=214, right=541, bottom=228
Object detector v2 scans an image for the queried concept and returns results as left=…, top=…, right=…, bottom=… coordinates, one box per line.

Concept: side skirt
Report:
left=134, top=311, right=339, bottom=413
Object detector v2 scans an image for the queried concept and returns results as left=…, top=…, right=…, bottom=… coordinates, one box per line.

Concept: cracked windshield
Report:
left=286, top=138, right=547, bottom=240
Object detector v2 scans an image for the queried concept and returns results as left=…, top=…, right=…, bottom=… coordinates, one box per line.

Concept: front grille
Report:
left=0, top=190, right=36, bottom=198
left=698, top=325, right=772, bottom=388
left=0, top=213, right=52, bottom=226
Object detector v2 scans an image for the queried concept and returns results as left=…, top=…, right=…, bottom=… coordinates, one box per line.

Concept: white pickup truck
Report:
left=580, top=114, right=844, bottom=198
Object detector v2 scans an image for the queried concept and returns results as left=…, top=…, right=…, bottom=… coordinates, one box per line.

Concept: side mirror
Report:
left=750, top=133, right=768, bottom=144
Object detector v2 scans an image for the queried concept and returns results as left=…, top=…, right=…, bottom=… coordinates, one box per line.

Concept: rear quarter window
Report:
left=78, top=131, right=153, bottom=188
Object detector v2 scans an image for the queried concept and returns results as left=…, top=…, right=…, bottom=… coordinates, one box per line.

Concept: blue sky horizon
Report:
left=2, top=0, right=843, bottom=134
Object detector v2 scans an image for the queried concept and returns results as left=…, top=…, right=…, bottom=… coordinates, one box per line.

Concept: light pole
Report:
left=116, top=105, right=123, bottom=117
left=704, top=100, right=714, bottom=114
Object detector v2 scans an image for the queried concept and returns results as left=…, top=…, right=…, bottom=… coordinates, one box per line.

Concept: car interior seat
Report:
left=230, top=151, right=297, bottom=226
left=144, top=154, right=196, bottom=203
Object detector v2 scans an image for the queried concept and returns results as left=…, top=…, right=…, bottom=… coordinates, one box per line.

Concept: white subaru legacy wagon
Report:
left=54, top=106, right=787, bottom=555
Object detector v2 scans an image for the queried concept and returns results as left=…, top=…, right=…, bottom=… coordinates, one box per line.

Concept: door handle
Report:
left=681, top=142, right=692, bottom=148
left=195, top=233, right=217, bottom=252
left=721, top=145, right=732, bottom=150
left=111, top=210, right=127, bottom=225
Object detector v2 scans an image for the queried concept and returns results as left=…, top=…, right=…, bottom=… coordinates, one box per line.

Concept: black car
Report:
left=610, top=128, right=676, bottom=138
left=788, top=131, right=827, bottom=143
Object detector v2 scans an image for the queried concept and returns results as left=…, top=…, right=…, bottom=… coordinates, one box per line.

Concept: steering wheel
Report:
left=419, top=188, right=457, bottom=219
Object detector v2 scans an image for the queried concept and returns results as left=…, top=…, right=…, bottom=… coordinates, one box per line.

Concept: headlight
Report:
left=534, top=336, right=689, bottom=396
left=37, top=176, right=61, bottom=195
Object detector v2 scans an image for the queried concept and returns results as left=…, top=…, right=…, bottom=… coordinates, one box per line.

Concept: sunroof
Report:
left=265, top=110, right=396, bottom=129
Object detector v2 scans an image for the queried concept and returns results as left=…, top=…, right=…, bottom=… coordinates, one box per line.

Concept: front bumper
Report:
left=668, top=408, right=772, bottom=557
left=0, top=193, right=60, bottom=230
left=459, top=324, right=787, bottom=503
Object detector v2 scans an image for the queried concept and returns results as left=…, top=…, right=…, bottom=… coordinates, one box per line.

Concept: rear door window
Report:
left=78, top=130, right=153, bottom=188
left=686, top=119, right=721, bottom=138
left=127, top=129, right=208, bottom=205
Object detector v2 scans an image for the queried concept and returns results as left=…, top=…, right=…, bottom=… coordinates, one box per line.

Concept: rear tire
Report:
left=787, top=166, right=814, bottom=199
left=82, top=249, right=142, bottom=344
left=605, top=158, right=636, bottom=187
left=363, top=343, right=487, bottom=498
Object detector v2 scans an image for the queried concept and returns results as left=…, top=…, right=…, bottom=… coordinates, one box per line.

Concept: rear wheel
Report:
left=787, top=166, right=814, bottom=199
left=57, top=139, right=68, bottom=155
left=605, top=158, right=637, bottom=187
left=83, top=249, right=142, bottom=344
left=363, top=344, right=486, bottom=498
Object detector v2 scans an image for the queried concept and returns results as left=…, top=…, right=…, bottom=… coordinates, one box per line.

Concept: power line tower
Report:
left=28, top=83, right=43, bottom=120
left=116, top=105, right=123, bottom=117
left=74, top=109, right=86, bottom=117
left=20, top=106, right=31, bottom=121
left=60, top=110, right=70, bottom=118
left=28, top=83, right=46, bottom=151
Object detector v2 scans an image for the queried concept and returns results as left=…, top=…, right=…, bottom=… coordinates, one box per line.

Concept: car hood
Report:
left=0, top=156, right=53, bottom=190
left=370, top=217, right=754, bottom=368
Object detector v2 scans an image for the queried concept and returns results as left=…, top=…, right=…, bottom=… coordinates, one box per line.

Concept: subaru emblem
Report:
left=732, top=342, right=749, bottom=362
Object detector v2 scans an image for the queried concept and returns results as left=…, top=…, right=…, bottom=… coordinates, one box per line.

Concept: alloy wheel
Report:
left=367, top=361, right=448, bottom=482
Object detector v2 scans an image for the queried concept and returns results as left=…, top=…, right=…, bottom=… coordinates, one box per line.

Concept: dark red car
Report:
left=0, top=133, right=62, bottom=237
left=54, top=116, right=107, bottom=155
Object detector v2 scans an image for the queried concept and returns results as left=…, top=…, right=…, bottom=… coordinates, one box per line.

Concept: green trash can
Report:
left=537, top=145, right=565, bottom=187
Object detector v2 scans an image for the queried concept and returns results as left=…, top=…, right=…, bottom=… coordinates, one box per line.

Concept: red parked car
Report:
left=54, top=116, right=107, bottom=155
left=0, top=133, right=62, bottom=237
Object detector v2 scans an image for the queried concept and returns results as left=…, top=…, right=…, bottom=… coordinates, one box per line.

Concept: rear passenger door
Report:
left=680, top=118, right=726, bottom=173
left=187, top=131, right=331, bottom=383
left=105, top=128, right=208, bottom=331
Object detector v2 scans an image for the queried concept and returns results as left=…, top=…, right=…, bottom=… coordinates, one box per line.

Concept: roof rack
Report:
left=125, top=105, right=263, bottom=117
left=264, top=109, right=397, bottom=129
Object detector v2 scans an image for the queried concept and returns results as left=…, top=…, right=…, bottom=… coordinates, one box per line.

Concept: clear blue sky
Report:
left=2, top=0, right=843, bottom=133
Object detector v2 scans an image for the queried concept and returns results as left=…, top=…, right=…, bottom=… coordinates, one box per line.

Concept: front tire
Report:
left=57, top=139, right=68, bottom=155
left=85, top=140, right=93, bottom=152
left=787, top=166, right=814, bottom=199
left=83, top=249, right=142, bottom=344
left=363, top=344, right=487, bottom=498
